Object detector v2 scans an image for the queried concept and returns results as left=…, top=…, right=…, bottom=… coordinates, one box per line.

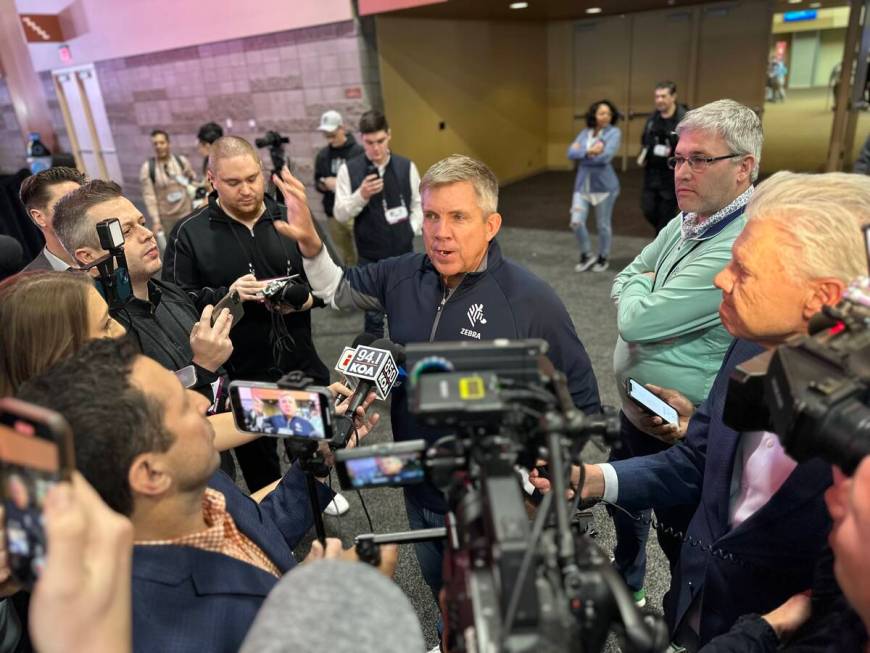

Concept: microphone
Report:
left=332, top=337, right=404, bottom=447
left=281, top=282, right=312, bottom=310
left=239, top=559, right=424, bottom=653
left=334, top=333, right=378, bottom=391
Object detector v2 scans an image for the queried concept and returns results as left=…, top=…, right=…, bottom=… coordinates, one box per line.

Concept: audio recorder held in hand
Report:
left=228, top=381, right=333, bottom=441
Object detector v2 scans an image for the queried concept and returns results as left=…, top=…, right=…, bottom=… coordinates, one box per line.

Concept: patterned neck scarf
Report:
left=681, top=185, right=754, bottom=241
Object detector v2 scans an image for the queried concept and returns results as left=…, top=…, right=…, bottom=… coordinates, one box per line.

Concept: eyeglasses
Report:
left=667, top=153, right=744, bottom=171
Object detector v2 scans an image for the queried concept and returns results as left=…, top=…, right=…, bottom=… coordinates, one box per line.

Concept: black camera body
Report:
left=724, top=278, right=870, bottom=474
left=254, top=130, right=289, bottom=150
left=377, top=339, right=665, bottom=652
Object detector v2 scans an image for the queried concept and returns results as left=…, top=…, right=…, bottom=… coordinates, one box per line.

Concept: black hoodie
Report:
left=163, top=192, right=329, bottom=384
left=314, top=133, right=364, bottom=217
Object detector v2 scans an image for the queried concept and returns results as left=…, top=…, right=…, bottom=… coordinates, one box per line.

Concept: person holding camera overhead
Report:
left=333, top=110, right=422, bottom=338
left=568, top=99, right=622, bottom=273
left=164, top=136, right=333, bottom=497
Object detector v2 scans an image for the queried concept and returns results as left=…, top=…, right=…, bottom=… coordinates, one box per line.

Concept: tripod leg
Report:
left=305, top=470, right=327, bottom=546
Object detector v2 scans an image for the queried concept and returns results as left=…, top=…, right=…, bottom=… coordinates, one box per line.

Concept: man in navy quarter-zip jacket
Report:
left=271, top=153, right=601, bottom=598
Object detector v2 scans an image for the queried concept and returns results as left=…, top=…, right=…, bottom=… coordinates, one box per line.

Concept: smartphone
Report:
left=365, top=161, right=380, bottom=179
left=228, top=381, right=332, bottom=440
left=335, top=440, right=427, bottom=491
left=625, top=378, right=679, bottom=426
left=211, top=290, right=244, bottom=329
left=0, top=398, right=75, bottom=589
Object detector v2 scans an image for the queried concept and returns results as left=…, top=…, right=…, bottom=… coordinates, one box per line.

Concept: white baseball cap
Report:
left=317, top=110, right=343, bottom=133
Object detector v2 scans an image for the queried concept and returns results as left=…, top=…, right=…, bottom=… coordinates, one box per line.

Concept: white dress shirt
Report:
left=333, top=155, right=423, bottom=235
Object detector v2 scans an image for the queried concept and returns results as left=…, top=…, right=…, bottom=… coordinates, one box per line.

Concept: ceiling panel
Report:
left=371, top=0, right=849, bottom=21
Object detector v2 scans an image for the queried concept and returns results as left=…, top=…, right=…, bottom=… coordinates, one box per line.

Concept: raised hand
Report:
left=272, top=165, right=322, bottom=257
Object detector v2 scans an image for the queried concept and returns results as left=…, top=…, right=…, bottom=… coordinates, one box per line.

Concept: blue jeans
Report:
left=570, top=190, right=617, bottom=258
left=609, top=412, right=694, bottom=613
left=404, top=494, right=446, bottom=601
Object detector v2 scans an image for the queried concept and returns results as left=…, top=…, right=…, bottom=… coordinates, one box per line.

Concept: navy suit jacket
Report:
left=131, top=467, right=333, bottom=653
left=21, top=249, right=53, bottom=272
left=611, top=338, right=833, bottom=646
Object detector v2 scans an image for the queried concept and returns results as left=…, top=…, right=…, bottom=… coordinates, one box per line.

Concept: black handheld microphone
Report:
left=279, top=283, right=313, bottom=310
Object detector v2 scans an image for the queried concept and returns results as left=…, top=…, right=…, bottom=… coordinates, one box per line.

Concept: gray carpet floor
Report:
left=247, top=226, right=670, bottom=649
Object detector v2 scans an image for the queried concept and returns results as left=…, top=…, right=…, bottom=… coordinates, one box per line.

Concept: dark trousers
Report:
left=641, top=184, right=679, bottom=234
left=405, top=494, right=446, bottom=602
left=357, top=255, right=386, bottom=338
left=609, top=413, right=695, bottom=603
left=235, top=436, right=282, bottom=493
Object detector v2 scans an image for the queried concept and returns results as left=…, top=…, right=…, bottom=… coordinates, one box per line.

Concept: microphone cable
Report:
left=599, top=499, right=770, bottom=572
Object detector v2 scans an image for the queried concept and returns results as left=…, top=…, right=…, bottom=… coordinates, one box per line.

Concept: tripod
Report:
left=285, top=439, right=329, bottom=546
left=277, top=370, right=328, bottom=545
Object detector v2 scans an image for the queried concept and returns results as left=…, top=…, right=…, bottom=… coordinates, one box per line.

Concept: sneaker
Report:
left=574, top=253, right=596, bottom=272
left=323, top=492, right=350, bottom=516
left=633, top=588, right=647, bottom=608
left=591, top=256, right=609, bottom=272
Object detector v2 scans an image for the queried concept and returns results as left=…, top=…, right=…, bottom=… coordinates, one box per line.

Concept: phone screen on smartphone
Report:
left=626, top=378, right=679, bottom=426
left=0, top=399, right=74, bottom=589
left=335, top=441, right=426, bottom=491
left=229, top=382, right=332, bottom=440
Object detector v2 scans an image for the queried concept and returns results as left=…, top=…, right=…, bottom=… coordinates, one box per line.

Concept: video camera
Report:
left=255, top=130, right=290, bottom=178
left=338, top=339, right=668, bottom=653
left=724, top=275, right=870, bottom=475
left=78, top=218, right=133, bottom=313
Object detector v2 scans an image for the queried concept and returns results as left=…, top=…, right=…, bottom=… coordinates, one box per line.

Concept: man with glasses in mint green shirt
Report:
left=608, top=99, right=762, bottom=613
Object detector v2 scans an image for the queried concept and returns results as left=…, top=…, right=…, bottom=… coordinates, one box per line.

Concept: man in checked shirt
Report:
left=18, top=337, right=393, bottom=653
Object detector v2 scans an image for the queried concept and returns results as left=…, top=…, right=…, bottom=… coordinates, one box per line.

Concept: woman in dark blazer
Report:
left=568, top=99, right=622, bottom=272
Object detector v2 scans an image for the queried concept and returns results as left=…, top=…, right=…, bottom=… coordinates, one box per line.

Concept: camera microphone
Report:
left=280, top=283, right=311, bottom=310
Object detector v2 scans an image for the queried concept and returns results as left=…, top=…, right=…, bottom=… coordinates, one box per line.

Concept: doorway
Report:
left=51, top=64, right=123, bottom=183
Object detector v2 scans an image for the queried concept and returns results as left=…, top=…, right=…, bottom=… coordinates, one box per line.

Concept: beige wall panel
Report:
left=695, top=1, right=772, bottom=110
left=814, top=28, right=846, bottom=87
left=624, top=9, right=694, bottom=167
left=547, top=20, right=574, bottom=170
left=377, top=16, right=548, bottom=184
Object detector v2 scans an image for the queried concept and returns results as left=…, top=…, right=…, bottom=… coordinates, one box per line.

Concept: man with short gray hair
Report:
left=271, top=153, right=602, bottom=599
left=607, top=99, right=761, bottom=611
left=533, top=170, right=870, bottom=648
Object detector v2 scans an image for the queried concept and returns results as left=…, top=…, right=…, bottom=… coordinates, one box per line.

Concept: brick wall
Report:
left=0, top=80, right=26, bottom=174
left=94, top=18, right=382, bottom=214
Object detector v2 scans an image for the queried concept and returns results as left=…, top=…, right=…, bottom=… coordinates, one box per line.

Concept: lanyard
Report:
left=223, top=202, right=293, bottom=278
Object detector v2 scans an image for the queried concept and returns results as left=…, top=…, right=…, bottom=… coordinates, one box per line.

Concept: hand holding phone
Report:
left=211, top=290, right=244, bottom=329
left=190, top=305, right=234, bottom=373
left=626, top=378, right=679, bottom=426
left=0, top=398, right=74, bottom=589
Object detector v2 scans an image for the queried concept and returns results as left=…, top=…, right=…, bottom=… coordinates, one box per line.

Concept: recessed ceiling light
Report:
left=787, top=0, right=802, bottom=4
left=586, top=6, right=603, bottom=13
left=509, top=1, right=528, bottom=8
